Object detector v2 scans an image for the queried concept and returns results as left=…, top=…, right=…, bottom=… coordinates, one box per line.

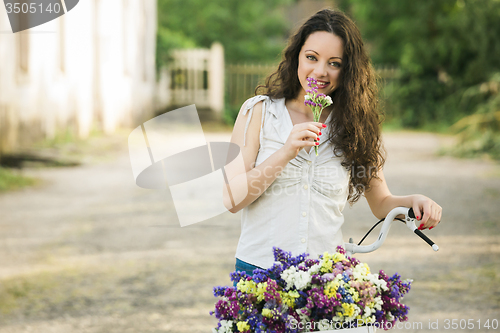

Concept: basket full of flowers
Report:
left=211, top=247, right=411, bottom=332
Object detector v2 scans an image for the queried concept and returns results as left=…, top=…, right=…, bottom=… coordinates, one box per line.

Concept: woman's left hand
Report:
left=410, top=194, right=442, bottom=230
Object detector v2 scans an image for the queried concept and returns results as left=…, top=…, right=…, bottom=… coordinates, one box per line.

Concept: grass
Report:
left=0, top=167, right=38, bottom=193
left=0, top=127, right=130, bottom=195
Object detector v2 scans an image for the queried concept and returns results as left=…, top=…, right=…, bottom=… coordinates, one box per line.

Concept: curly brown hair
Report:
left=256, top=8, right=385, bottom=204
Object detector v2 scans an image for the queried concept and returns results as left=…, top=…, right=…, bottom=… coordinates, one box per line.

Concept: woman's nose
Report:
left=313, top=62, right=328, bottom=77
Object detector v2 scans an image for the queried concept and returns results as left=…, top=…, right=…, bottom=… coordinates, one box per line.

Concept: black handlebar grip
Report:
left=414, top=229, right=439, bottom=251
left=408, top=207, right=416, bottom=219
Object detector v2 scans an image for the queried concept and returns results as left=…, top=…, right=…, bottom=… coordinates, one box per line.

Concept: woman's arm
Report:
left=364, top=169, right=442, bottom=230
left=223, top=100, right=323, bottom=213
left=222, top=101, right=289, bottom=213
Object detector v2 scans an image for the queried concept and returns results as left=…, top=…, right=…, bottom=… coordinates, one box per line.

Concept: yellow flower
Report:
left=348, top=288, right=360, bottom=302
left=237, top=280, right=257, bottom=294
left=341, top=303, right=355, bottom=318
left=324, top=280, right=340, bottom=298
left=255, top=282, right=268, bottom=302
left=320, top=258, right=333, bottom=273
left=280, top=290, right=300, bottom=308
left=262, top=309, right=272, bottom=318
left=237, top=321, right=250, bottom=332
left=332, top=252, right=346, bottom=263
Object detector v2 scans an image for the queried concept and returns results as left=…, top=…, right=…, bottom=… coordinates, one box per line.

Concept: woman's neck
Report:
left=287, top=93, right=311, bottom=115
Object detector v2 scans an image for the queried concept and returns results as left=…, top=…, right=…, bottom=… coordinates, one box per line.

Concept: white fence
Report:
left=156, top=42, right=225, bottom=116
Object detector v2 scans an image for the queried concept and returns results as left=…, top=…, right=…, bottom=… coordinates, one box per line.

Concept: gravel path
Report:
left=0, top=130, right=499, bottom=333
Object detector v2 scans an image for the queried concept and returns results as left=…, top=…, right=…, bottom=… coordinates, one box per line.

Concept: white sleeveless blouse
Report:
left=235, top=95, right=350, bottom=269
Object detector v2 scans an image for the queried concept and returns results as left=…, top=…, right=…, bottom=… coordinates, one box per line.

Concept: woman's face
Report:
left=297, top=31, right=344, bottom=98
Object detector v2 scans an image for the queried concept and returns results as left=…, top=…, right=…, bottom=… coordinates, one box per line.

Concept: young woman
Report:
left=223, top=9, right=442, bottom=275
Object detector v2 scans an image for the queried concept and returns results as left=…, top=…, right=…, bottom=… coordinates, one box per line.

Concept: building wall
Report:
left=0, top=0, right=157, bottom=155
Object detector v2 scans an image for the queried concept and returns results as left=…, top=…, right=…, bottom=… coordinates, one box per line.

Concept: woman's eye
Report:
left=330, top=62, right=341, bottom=67
left=306, top=55, right=316, bottom=61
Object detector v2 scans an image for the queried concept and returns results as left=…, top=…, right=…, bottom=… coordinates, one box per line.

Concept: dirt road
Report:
left=0, top=130, right=499, bottom=333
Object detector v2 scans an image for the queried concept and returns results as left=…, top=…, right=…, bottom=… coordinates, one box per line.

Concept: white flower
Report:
left=214, top=320, right=234, bottom=333
left=364, top=305, right=374, bottom=317
left=304, top=94, right=312, bottom=100
left=350, top=304, right=362, bottom=321
left=373, top=296, right=383, bottom=310
left=308, top=263, right=321, bottom=275
left=281, top=266, right=312, bottom=290
left=352, top=264, right=369, bottom=280
left=325, top=96, right=333, bottom=104
left=366, top=273, right=388, bottom=291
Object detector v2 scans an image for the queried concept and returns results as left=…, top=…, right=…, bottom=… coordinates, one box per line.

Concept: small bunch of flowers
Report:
left=211, top=247, right=412, bottom=332
left=304, top=77, right=333, bottom=156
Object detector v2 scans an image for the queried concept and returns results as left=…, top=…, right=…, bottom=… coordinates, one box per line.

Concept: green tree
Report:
left=339, top=0, right=500, bottom=128
left=156, top=0, right=293, bottom=72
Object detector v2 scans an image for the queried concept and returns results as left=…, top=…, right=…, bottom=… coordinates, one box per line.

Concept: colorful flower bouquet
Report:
left=211, top=247, right=411, bottom=332
left=304, top=77, right=333, bottom=156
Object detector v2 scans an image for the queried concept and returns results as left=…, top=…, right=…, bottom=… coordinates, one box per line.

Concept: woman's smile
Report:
left=314, top=79, right=330, bottom=89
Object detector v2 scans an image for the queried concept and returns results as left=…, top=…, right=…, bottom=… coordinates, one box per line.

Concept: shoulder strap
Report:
left=241, top=95, right=268, bottom=146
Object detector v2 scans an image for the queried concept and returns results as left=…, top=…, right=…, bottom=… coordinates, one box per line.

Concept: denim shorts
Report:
left=233, top=258, right=262, bottom=287
left=235, top=258, right=262, bottom=276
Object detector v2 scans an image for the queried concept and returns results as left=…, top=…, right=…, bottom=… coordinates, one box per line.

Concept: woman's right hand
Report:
left=281, top=122, right=326, bottom=160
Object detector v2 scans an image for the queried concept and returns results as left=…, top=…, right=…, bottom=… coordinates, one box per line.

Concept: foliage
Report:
left=156, top=0, right=293, bottom=72
left=156, top=26, right=196, bottom=75
left=448, top=73, right=500, bottom=159
left=338, top=0, right=500, bottom=128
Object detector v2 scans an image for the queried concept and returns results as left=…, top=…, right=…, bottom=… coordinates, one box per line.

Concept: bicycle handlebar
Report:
left=344, top=206, right=439, bottom=256
left=408, top=207, right=440, bottom=252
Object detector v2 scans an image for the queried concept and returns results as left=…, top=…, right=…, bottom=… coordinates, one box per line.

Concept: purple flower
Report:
left=213, top=286, right=228, bottom=297
left=252, top=268, right=270, bottom=283
left=321, top=273, right=335, bottom=282
left=230, top=270, right=248, bottom=283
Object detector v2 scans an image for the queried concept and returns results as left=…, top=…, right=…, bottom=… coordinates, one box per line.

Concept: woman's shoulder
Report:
left=242, top=95, right=268, bottom=109
left=236, top=95, right=286, bottom=147
left=241, top=95, right=285, bottom=118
